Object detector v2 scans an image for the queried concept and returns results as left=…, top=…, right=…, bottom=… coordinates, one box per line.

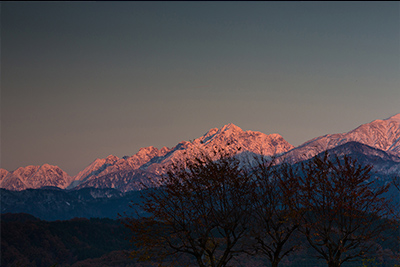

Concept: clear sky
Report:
left=2, top=2, right=399, bottom=175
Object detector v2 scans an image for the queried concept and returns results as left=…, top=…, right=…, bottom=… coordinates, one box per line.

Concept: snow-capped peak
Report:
left=282, top=113, right=400, bottom=163
left=385, top=113, right=400, bottom=123
left=0, top=164, right=72, bottom=191
left=105, top=155, right=119, bottom=163
left=67, top=123, right=294, bottom=192
left=219, top=123, right=243, bottom=134
left=8, top=114, right=399, bottom=192
left=136, top=146, right=159, bottom=156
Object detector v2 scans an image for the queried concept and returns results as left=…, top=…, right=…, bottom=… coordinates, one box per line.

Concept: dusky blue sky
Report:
left=2, top=2, right=399, bottom=175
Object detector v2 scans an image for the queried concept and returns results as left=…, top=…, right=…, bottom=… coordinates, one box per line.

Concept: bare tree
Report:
left=123, top=148, right=256, bottom=267
left=249, top=158, right=303, bottom=267
left=298, top=153, right=395, bottom=267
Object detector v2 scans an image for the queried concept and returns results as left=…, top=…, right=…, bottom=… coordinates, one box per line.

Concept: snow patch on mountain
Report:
left=0, top=164, right=73, bottom=191
left=0, top=169, right=9, bottom=182
left=386, top=113, right=400, bottom=123
left=72, top=123, right=294, bottom=192
left=281, top=113, right=400, bottom=163
left=4, top=114, right=399, bottom=192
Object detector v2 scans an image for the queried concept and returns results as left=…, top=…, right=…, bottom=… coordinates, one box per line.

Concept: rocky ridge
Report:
left=280, top=114, right=400, bottom=164
left=0, top=164, right=73, bottom=191
left=72, top=123, right=294, bottom=191
left=1, top=114, right=399, bottom=192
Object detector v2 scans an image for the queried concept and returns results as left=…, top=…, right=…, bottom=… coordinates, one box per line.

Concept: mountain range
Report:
left=1, top=114, right=400, bottom=192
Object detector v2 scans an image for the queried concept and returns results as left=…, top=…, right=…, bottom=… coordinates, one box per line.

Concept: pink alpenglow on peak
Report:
left=71, top=146, right=173, bottom=189
left=282, top=113, right=400, bottom=163
left=219, top=123, right=243, bottom=133
left=69, top=123, right=294, bottom=192
left=5, top=115, right=399, bottom=192
left=0, top=169, right=10, bottom=182
left=194, top=123, right=294, bottom=156
left=105, top=155, right=119, bottom=163
left=385, top=113, right=400, bottom=122
left=0, top=164, right=73, bottom=191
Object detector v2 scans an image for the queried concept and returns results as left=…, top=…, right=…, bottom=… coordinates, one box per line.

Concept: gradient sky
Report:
left=2, top=2, right=399, bottom=175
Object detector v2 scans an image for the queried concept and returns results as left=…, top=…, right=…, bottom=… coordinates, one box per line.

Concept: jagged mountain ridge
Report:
left=0, top=123, right=293, bottom=191
left=72, top=114, right=400, bottom=192
left=280, top=114, right=400, bottom=164
left=2, top=141, right=399, bottom=221
left=72, top=123, right=294, bottom=192
left=1, top=114, right=399, bottom=192
left=0, top=164, right=73, bottom=191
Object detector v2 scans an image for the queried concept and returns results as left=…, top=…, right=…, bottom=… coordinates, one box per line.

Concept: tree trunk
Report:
left=327, top=260, right=341, bottom=267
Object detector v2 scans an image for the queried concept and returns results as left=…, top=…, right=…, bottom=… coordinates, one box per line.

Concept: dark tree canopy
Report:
left=250, top=158, right=303, bottom=267
left=123, top=150, right=398, bottom=267
left=298, top=153, right=395, bottom=267
left=123, top=149, right=256, bottom=267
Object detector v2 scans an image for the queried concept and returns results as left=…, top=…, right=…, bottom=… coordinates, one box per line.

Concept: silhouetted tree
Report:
left=250, top=158, right=303, bottom=267
left=123, top=148, right=256, bottom=267
left=298, top=153, right=394, bottom=267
